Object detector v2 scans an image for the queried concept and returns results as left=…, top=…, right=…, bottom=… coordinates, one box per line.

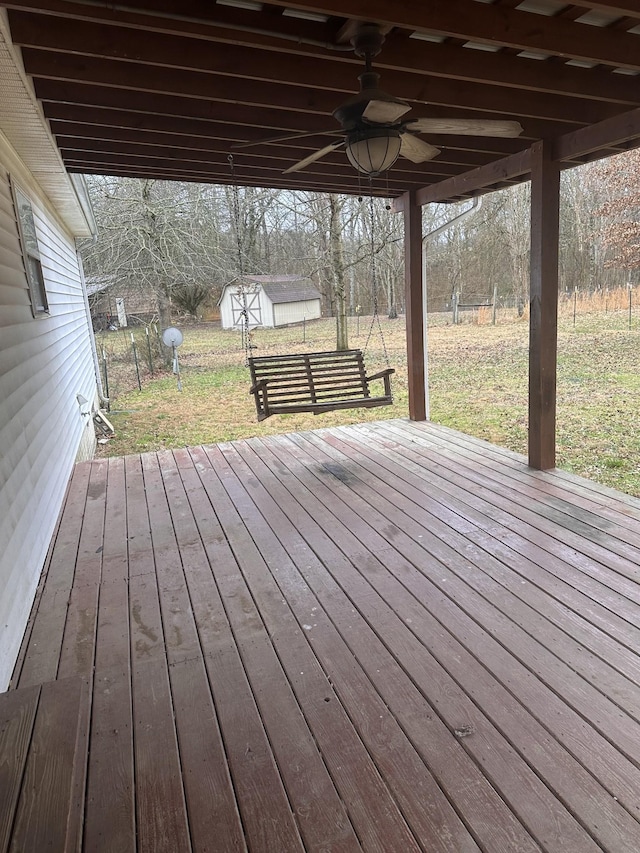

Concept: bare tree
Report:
left=81, top=177, right=229, bottom=328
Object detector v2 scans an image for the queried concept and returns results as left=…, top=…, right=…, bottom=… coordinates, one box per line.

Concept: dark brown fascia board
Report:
left=394, top=104, right=640, bottom=208
left=9, top=14, right=626, bottom=125
left=6, top=0, right=640, bottom=105
left=407, top=148, right=533, bottom=206
left=553, top=106, right=640, bottom=161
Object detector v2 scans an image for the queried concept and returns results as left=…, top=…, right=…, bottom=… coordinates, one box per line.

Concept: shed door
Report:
left=231, top=287, right=262, bottom=328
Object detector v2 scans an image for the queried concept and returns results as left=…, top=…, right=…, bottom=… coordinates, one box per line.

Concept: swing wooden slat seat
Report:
left=248, top=349, right=394, bottom=421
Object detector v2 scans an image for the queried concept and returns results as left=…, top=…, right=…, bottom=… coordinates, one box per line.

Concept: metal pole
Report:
left=172, top=344, right=183, bottom=391
left=492, top=286, right=497, bottom=325
left=573, top=288, right=577, bottom=326
left=629, top=285, right=633, bottom=329
left=303, top=315, right=306, bottom=343
left=102, top=348, right=110, bottom=412
left=145, top=326, right=154, bottom=375
left=131, top=332, right=142, bottom=391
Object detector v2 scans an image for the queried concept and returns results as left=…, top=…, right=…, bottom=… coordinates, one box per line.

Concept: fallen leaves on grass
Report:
left=96, top=312, right=640, bottom=497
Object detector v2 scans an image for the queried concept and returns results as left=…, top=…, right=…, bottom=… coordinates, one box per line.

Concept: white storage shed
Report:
left=219, top=275, right=322, bottom=329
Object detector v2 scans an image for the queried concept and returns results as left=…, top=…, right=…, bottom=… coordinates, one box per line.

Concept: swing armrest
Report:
left=366, top=368, right=395, bottom=382
left=249, top=377, right=269, bottom=395
left=366, top=367, right=394, bottom=398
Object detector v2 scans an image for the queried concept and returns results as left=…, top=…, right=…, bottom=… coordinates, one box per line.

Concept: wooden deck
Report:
left=4, top=419, right=640, bottom=852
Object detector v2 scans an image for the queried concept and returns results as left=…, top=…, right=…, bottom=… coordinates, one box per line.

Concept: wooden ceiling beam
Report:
left=59, top=146, right=470, bottom=183
left=21, top=48, right=342, bottom=118
left=45, top=105, right=338, bottom=144
left=5, top=0, right=640, bottom=104
left=46, top=109, right=531, bottom=156
left=26, top=61, right=609, bottom=132
left=2, top=0, right=340, bottom=41
left=65, top=164, right=414, bottom=196
left=413, top=148, right=533, bottom=205
left=553, top=105, right=640, bottom=160
left=49, top=122, right=525, bottom=163
left=12, top=0, right=640, bottom=29
left=375, top=35, right=640, bottom=107
left=54, top=134, right=500, bottom=171
left=9, top=14, right=625, bottom=125
left=553, top=1, right=640, bottom=15
left=33, top=80, right=342, bottom=134
left=262, top=0, right=640, bottom=70
left=34, top=80, right=579, bottom=140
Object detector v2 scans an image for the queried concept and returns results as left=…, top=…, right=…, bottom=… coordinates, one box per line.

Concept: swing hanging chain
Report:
left=363, top=191, right=391, bottom=371
left=228, top=154, right=251, bottom=365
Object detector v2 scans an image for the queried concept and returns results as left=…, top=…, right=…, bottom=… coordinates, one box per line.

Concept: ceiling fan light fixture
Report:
left=345, top=129, right=401, bottom=176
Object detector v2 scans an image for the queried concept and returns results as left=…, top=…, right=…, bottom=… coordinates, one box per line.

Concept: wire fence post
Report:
left=145, top=326, right=154, bottom=375
left=573, top=287, right=578, bottom=326
left=131, top=332, right=142, bottom=391
left=303, top=315, right=306, bottom=343
left=492, top=286, right=497, bottom=326
left=629, top=284, right=633, bottom=329
left=102, top=348, right=110, bottom=412
left=172, top=344, right=182, bottom=391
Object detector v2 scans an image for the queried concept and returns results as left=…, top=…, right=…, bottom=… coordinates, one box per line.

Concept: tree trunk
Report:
left=328, top=194, right=349, bottom=351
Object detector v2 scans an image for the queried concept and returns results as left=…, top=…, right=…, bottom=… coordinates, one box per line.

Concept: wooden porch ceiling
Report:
left=5, top=0, right=640, bottom=198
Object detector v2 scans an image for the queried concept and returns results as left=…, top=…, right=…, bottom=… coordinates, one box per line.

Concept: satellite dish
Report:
left=162, top=327, right=183, bottom=347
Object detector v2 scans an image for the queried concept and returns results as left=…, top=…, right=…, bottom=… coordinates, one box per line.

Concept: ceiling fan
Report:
left=237, top=23, right=524, bottom=177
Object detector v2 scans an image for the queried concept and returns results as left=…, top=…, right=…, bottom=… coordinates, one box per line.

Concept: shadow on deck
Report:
left=3, top=419, right=640, bottom=852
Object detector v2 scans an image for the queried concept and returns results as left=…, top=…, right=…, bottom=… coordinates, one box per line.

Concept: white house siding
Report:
left=0, top=139, right=97, bottom=688
left=273, top=298, right=321, bottom=327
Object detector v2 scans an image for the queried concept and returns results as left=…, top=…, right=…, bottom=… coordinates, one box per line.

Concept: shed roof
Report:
left=236, top=275, right=322, bottom=304
left=4, top=1, right=640, bottom=201
left=228, top=275, right=322, bottom=304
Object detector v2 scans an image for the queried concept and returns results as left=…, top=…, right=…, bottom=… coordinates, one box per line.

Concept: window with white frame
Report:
left=11, top=181, right=48, bottom=316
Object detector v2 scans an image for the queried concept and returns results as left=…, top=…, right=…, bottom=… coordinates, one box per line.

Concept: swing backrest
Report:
left=248, top=349, right=393, bottom=421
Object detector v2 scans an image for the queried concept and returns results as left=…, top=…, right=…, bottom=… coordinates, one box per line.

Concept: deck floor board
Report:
left=4, top=420, right=640, bottom=852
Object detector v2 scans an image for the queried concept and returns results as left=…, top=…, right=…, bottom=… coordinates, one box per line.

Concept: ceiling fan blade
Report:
left=233, top=129, right=341, bottom=150
left=362, top=99, right=412, bottom=124
left=400, top=133, right=440, bottom=164
left=283, top=141, right=345, bottom=174
left=406, top=118, right=523, bottom=137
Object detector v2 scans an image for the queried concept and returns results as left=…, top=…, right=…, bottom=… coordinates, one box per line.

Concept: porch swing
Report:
left=227, top=164, right=394, bottom=421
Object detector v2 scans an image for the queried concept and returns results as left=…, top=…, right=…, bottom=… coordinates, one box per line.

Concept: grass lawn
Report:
left=96, top=309, right=640, bottom=497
